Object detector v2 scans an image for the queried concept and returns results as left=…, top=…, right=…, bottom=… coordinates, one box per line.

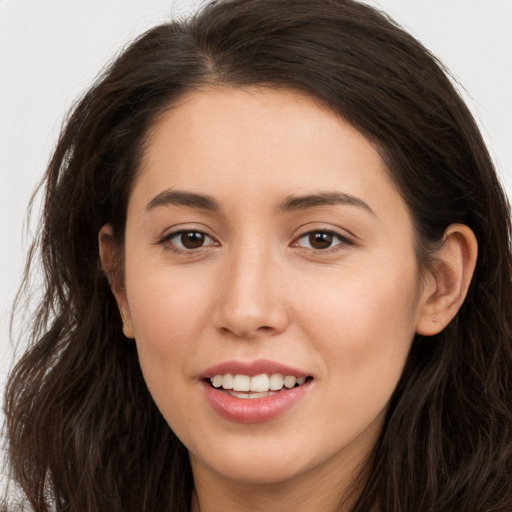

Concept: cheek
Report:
left=299, top=279, right=418, bottom=447
left=124, top=263, right=214, bottom=374
left=297, top=261, right=421, bottom=390
left=124, top=267, right=215, bottom=434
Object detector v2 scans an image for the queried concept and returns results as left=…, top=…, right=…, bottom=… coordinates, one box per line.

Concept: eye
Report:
left=163, top=230, right=216, bottom=251
left=295, top=230, right=349, bottom=250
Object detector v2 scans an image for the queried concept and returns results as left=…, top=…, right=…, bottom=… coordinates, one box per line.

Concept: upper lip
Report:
left=199, top=359, right=311, bottom=379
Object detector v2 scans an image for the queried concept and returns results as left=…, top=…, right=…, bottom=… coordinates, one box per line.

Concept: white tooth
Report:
left=229, top=391, right=274, bottom=399
left=233, top=374, right=251, bottom=392
left=284, top=376, right=297, bottom=389
left=250, top=374, right=270, bottom=392
left=229, top=391, right=252, bottom=399
left=211, top=375, right=223, bottom=388
left=269, top=373, right=284, bottom=391
left=296, top=376, right=306, bottom=385
left=221, top=374, right=234, bottom=390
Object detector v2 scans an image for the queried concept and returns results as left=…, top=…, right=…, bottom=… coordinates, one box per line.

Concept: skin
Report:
left=100, top=88, right=477, bottom=512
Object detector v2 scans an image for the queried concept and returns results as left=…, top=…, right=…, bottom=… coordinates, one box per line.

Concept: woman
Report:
left=3, top=0, right=511, bottom=510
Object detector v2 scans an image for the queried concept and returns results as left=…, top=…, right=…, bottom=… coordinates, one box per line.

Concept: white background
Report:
left=1, top=0, right=511, bottom=474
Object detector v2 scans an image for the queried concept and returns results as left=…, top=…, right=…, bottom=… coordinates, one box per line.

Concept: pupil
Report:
left=309, top=232, right=333, bottom=249
left=181, top=231, right=204, bottom=249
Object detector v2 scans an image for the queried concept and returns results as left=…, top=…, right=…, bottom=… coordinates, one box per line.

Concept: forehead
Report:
left=132, top=87, right=405, bottom=219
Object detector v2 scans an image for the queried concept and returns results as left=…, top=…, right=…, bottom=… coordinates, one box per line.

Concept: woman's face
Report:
left=119, top=88, right=433, bottom=489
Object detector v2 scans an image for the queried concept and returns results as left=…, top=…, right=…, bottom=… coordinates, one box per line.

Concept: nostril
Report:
left=218, top=324, right=278, bottom=339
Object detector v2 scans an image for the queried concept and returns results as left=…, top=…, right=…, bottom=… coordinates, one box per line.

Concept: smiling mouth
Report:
left=206, top=373, right=313, bottom=399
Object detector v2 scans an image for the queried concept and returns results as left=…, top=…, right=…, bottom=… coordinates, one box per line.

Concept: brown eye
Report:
left=180, top=231, right=206, bottom=249
left=308, top=232, right=334, bottom=249
left=295, top=230, right=348, bottom=251
left=163, top=230, right=216, bottom=251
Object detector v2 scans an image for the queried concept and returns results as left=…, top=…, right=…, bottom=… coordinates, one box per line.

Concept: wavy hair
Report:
left=4, top=1, right=512, bottom=510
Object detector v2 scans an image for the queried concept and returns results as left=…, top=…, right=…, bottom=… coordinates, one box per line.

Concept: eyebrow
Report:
left=277, top=192, right=375, bottom=215
left=146, top=189, right=220, bottom=212
left=145, top=189, right=374, bottom=216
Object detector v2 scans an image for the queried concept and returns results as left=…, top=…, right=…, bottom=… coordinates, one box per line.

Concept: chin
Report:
left=190, top=440, right=316, bottom=486
left=214, top=462, right=307, bottom=486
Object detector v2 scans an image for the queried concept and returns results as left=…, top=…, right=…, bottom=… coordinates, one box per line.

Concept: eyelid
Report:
left=291, top=227, right=355, bottom=252
left=155, top=224, right=354, bottom=254
left=156, top=222, right=218, bottom=243
left=157, top=227, right=219, bottom=253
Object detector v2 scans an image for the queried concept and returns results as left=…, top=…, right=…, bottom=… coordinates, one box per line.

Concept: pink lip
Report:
left=199, top=359, right=310, bottom=379
left=199, top=359, right=313, bottom=424
left=202, top=381, right=312, bottom=424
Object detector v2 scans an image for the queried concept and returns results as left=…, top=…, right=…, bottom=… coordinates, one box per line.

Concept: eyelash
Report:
left=158, top=228, right=353, bottom=254
left=159, top=230, right=218, bottom=254
left=293, top=229, right=353, bottom=253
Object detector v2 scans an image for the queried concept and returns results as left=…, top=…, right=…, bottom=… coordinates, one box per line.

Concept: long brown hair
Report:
left=4, top=1, right=512, bottom=510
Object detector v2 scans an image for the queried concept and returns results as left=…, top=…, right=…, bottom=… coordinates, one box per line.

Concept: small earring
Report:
left=432, top=317, right=438, bottom=323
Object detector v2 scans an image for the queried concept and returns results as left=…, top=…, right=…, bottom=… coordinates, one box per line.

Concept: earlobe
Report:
left=416, top=224, right=478, bottom=336
left=98, top=224, right=135, bottom=339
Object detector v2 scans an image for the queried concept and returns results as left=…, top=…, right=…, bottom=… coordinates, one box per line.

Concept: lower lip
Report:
left=202, top=381, right=312, bottom=423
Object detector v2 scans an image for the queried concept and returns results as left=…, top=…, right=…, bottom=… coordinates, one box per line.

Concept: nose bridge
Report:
left=214, top=234, right=287, bottom=338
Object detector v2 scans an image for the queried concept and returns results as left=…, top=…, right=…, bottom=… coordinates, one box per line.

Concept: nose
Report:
left=213, top=244, right=289, bottom=339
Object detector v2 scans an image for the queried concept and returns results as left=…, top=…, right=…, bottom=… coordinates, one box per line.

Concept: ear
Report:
left=416, top=223, right=478, bottom=336
left=99, top=223, right=134, bottom=339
